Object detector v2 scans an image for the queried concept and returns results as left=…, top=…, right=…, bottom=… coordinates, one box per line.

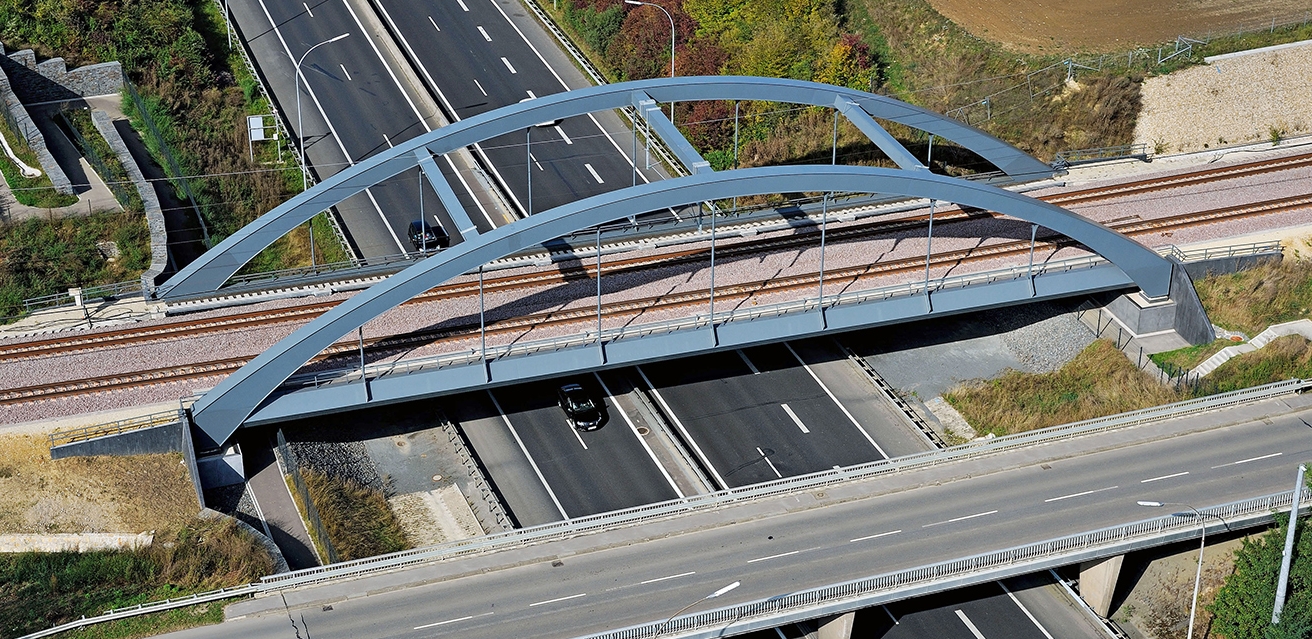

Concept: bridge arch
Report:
left=189, top=164, right=1175, bottom=447
left=160, top=76, right=1054, bottom=299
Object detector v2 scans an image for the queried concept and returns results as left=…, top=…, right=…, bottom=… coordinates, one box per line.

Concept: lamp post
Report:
left=624, top=0, right=675, bottom=123
left=294, top=33, right=350, bottom=192
left=1138, top=501, right=1230, bottom=639
left=654, top=581, right=740, bottom=636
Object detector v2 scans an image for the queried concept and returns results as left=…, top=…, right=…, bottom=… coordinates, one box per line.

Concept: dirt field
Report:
left=0, top=435, right=198, bottom=533
left=924, top=0, right=1311, bottom=52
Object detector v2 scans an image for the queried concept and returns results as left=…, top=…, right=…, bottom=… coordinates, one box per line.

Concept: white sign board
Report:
left=248, top=115, right=270, bottom=141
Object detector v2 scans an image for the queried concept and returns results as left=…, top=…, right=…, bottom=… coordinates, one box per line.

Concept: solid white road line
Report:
left=584, top=162, right=604, bottom=183
left=781, top=403, right=810, bottom=434
left=455, top=0, right=469, bottom=10
left=637, top=365, right=728, bottom=489
left=339, top=64, right=351, bottom=81
left=999, top=581, right=1055, bottom=639
left=303, top=2, right=313, bottom=17
left=488, top=390, right=569, bottom=519
left=849, top=529, right=901, bottom=543
left=783, top=342, right=888, bottom=459
left=414, top=612, right=493, bottom=630
left=736, top=349, right=760, bottom=374
left=501, top=57, right=517, bottom=74
left=474, top=79, right=487, bottom=96
left=428, top=15, right=440, bottom=31
left=640, top=571, right=695, bottom=585
left=483, top=0, right=651, bottom=182
left=757, top=446, right=783, bottom=478
left=554, top=125, right=572, bottom=144
left=1213, top=452, right=1282, bottom=468
left=924, top=510, right=998, bottom=528
left=747, top=550, right=799, bottom=564
left=955, top=610, right=988, bottom=639
left=1141, top=471, right=1189, bottom=483
left=594, top=373, right=684, bottom=498
left=477, top=25, right=492, bottom=41
left=569, top=422, right=588, bottom=450
left=1044, top=485, right=1118, bottom=503
left=529, top=593, right=586, bottom=607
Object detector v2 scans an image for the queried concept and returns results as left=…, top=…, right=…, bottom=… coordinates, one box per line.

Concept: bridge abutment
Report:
left=1079, top=554, right=1125, bottom=617
left=1101, top=262, right=1214, bottom=353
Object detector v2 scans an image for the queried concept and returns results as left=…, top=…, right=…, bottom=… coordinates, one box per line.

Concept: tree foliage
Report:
left=1210, top=515, right=1312, bottom=639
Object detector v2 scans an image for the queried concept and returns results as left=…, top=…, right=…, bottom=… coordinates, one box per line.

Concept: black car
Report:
left=557, top=383, right=602, bottom=431
left=408, top=220, right=449, bottom=251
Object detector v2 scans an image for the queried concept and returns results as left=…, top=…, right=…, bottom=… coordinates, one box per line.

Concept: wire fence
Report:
left=124, top=80, right=207, bottom=243
left=437, top=409, right=513, bottom=533
left=56, top=110, right=139, bottom=208
left=275, top=428, right=339, bottom=564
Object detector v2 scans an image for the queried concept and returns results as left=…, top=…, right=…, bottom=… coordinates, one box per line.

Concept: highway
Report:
left=168, top=394, right=1312, bottom=639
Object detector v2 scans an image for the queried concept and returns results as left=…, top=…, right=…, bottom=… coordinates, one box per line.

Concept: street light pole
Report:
left=655, top=581, right=740, bottom=636
left=294, top=33, right=350, bottom=192
left=1138, top=501, right=1230, bottom=639
left=624, top=0, right=675, bottom=122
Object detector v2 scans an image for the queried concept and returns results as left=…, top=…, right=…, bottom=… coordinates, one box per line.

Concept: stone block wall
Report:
left=0, top=47, right=124, bottom=103
left=0, top=57, right=72, bottom=195
left=92, top=109, right=168, bottom=288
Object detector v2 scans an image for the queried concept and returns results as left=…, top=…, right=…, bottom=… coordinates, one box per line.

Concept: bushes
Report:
left=1210, top=516, right=1312, bottom=639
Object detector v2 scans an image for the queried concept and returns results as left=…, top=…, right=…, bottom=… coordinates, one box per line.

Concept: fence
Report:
left=47, top=408, right=185, bottom=447
left=275, top=428, right=339, bottom=564
left=8, top=279, right=143, bottom=322
left=123, top=80, right=207, bottom=243
left=1053, top=143, right=1150, bottom=170
left=21, top=377, right=1308, bottom=639
left=436, top=410, right=512, bottom=532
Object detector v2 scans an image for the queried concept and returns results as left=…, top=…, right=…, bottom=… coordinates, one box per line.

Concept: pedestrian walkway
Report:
left=0, top=295, right=158, bottom=339
left=241, top=430, right=321, bottom=570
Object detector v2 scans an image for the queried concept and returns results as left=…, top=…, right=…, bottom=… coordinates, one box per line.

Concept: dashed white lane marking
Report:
left=1044, top=485, right=1117, bottom=503
left=414, top=612, right=493, bottom=630
left=640, top=571, right=695, bottom=585
left=747, top=550, right=799, bottom=564
left=594, top=373, right=683, bottom=498
left=428, top=15, right=440, bottom=31
left=1213, top=452, right=1282, bottom=468
left=955, top=610, right=988, bottom=639
left=923, top=510, right=998, bottom=528
left=530, top=152, right=543, bottom=171
left=736, top=349, right=760, bottom=374
left=529, top=593, right=586, bottom=607
left=339, top=63, right=351, bottom=81
left=554, top=125, right=572, bottom=144
left=569, top=421, right=588, bottom=450
left=456, top=0, right=469, bottom=10
left=473, top=79, right=487, bottom=96
left=781, top=403, right=809, bottom=434
left=477, top=25, right=491, bottom=41
left=637, top=366, right=728, bottom=490
left=999, top=581, right=1055, bottom=639
left=757, top=446, right=782, bottom=478
left=1141, top=471, right=1189, bottom=483
left=850, top=529, right=901, bottom=543
left=584, top=162, right=604, bottom=183
left=783, top=342, right=888, bottom=459
left=526, top=89, right=537, bottom=98
left=303, top=2, right=314, bottom=16
left=501, top=57, right=517, bottom=74
left=488, top=390, right=568, bottom=519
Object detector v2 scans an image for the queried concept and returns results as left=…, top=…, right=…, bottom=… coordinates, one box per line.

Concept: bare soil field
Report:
left=923, top=0, right=1311, bottom=52
left=0, top=435, right=197, bottom=533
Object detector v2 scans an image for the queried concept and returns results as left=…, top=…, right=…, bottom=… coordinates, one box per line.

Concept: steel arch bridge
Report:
left=174, top=76, right=1181, bottom=449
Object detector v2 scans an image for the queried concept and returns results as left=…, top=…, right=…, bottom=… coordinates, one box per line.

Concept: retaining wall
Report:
left=92, top=109, right=168, bottom=288
left=0, top=53, right=71, bottom=195
left=0, top=531, right=153, bottom=553
left=49, top=421, right=184, bottom=460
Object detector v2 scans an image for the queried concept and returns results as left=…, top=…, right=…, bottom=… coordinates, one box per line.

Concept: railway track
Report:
left=8, top=151, right=1311, bottom=364
left=6, top=190, right=1309, bottom=406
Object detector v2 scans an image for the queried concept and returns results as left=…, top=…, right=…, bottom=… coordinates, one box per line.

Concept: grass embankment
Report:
left=0, top=212, right=150, bottom=322
left=1193, top=258, right=1312, bottom=336
left=945, top=340, right=1187, bottom=436
left=1149, top=338, right=1234, bottom=373
left=60, top=108, right=144, bottom=212
left=299, top=468, right=409, bottom=562
left=0, top=120, right=79, bottom=209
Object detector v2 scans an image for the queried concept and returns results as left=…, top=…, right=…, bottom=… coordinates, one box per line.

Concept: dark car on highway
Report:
left=557, top=383, right=602, bottom=431
left=408, top=220, right=449, bottom=251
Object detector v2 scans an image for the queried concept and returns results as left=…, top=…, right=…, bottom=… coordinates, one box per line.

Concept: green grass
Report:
left=1149, top=338, right=1236, bottom=374
left=945, top=339, right=1188, bottom=436
left=59, top=108, right=144, bottom=212
left=0, top=120, right=79, bottom=209
left=50, top=599, right=227, bottom=639
left=0, top=518, right=273, bottom=638
left=301, top=468, right=409, bottom=562
left=1193, top=258, right=1312, bottom=335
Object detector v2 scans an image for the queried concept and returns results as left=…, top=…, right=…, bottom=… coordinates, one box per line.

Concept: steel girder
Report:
left=160, top=76, right=1053, bottom=299
left=188, top=165, right=1173, bottom=448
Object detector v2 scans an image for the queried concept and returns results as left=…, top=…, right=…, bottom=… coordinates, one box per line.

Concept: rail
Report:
left=47, top=408, right=185, bottom=448
left=590, top=487, right=1311, bottom=639
left=1157, top=240, right=1283, bottom=263
left=22, top=378, right=1306, bottom=638
left=1053, top=143, right=1150, bottom=170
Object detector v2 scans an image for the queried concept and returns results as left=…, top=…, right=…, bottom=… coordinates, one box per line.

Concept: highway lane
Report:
left=373, top=0, right=662, bottom=215
left=637, top=346, right=897, bottom=488
left=170, top=405, right=1311, bottom=639
left=487, top=377, right=680, bottom=517
left=230, top=0, right=486, bottom=254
